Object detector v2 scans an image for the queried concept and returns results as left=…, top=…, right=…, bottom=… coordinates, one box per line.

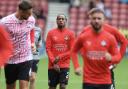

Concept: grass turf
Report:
left=0, top=56, right=128, bottom=89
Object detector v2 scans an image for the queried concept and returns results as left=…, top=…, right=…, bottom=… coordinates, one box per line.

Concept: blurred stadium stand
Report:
left=0, top=0, right=19, bottom=16
left=0, top=0, right=127, bottom=56
left=68, top=0, right=128, bottom=36
left=105, top=0, right=128, bottom=28
left=0, top=0, right=127, bottom=37
left=0, top=0, right=48, bottom=37
left=44, top=2, right=69, bottom=40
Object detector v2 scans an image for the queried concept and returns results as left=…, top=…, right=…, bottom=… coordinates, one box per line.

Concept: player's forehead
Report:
left=57, top=15, right=66, bottom=20
left=91, top=12, right=104, bottom=18
left=19, top=9, right=32, bottom=14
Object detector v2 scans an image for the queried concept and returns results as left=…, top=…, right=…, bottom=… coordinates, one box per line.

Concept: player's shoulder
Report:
left=83, top=25, right=91, bottom=30
left=47, top=28, right=57, bottom=34
left=0, top=14, right=15, bottom=23
left=80, top=26, right=92, bottom=35
left=81, top=25, right=91, bottom=34
left=28, top=15, right=35, bottom=22
left=78, top=30, right=90, bottom=40
left=50, top=28, right=57, bottom=32
left=103, top=30, right=116, bottom=40
left=65, top=28, right=75, bottom=34
left=104, top=24, right=118, bottom=31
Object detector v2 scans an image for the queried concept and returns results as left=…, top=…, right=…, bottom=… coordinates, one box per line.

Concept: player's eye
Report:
left=92, top=17, right=102, bottom=20
left=97, top=17, right=102, bottom=20
left=57, top=18, right=65, bottom=20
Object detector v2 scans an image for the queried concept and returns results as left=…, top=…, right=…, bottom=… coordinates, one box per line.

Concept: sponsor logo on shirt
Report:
left=101, top=40, right=106, bottom=47
left=87, top=51, right=105, bottom=60
left=54, top=44, right=68, bottom=52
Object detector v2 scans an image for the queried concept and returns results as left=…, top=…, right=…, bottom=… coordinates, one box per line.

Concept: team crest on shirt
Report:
left=64, top=35, right=70, bottom=41
left=53, top=36, right=58, bottom=41
left=86, top=40, right=91, bottom=46
left=101, top=40, right=107, bottom=46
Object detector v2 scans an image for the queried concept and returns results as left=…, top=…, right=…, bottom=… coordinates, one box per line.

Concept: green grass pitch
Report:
left=0, top=56, right=128, bottom=89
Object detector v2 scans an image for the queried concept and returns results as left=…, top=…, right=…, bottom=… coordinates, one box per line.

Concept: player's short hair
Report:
left=56, top=14, right=67, bottom=21
left=88, top=8, right=105, bottom=16
left=18, top=0, right=33, bottom=11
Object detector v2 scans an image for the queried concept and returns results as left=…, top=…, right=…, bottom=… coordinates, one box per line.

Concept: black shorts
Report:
left=48, top=68, right=69, bottom=87
left=4, top=60, right=32, bottom=84
left=83, top=83, right=111, bottom=89
left=31, top=60, right=39, bottom=73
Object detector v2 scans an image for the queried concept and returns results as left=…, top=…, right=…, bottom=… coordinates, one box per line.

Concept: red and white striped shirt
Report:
left=0, top=13, right=35, bottom=64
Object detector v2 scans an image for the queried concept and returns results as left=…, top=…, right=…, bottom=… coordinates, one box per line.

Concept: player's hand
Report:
left=113, top=64, right=117, bottom=69
left=37, top=43, right=41, bottom=48
left=105, top=52, right=112, bottom=61
left=53, top=64, right=60, bottom=72
left=109, top=64, right=117, bottom=69
left=31, top=43, right=36, bottom=53
left=54, top=56, right=60, bottom=64
left=75, top=67, right=82, bottom=76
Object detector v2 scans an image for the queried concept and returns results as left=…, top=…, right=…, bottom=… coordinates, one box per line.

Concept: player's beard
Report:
left=20, top=16, right=28, bottom=20
left=91, top=23, right=102, bottom=32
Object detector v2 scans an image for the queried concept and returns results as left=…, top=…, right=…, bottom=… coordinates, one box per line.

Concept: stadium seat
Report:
left=69, top=0, right=128, bottom=37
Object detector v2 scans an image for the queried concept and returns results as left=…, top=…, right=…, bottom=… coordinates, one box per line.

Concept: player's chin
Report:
left=95, top=25, right=101, bottom=29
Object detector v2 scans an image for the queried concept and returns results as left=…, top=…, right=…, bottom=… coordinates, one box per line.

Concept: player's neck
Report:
left=15, top=12, right=25, bottom=21
left=91, top=27, right=103, bottom=34
left=58, top=26, right=65, bottom=30
left=15, top=12, right=20, bottom=20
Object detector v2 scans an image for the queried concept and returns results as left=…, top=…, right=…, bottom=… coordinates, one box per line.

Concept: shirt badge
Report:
left=101, top=40, right=106, bottom=46
left=64, top=35, right=69, bottom=41
left=86, top=41, right=91, bottom=46
left=53, top=36, right=57, bottom=41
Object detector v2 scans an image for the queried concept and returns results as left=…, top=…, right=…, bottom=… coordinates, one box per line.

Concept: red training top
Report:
left=71, top=26, right=121, bottom=84
left=46, top=28, right=75, bottom=69
left=0, top=25, right=13, bottom=67
left=80, top=24, right=127, bottom=58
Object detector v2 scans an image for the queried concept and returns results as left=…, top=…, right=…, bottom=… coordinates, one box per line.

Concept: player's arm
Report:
left=0, top=25, right=13, bottom=67
left=54, top=32, right=75, bottom=64
left=71, top=36, right=83, bottom=75
left=30, top=28, right=35, bottom=44
left=113, top=28, right=127, bottom=57
left=30, top=16, right=36, bottom=45
left=37, top=29, right=42, bottom=48
left=105, top=36, right=122, bottom=64
left=30, top=28, right=36, bottom=53
left=30, top=16, right=36, bottom=52
left=46, top=31, right=55, bottom=64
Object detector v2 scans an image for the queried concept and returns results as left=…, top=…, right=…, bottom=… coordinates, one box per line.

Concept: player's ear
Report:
left=102, top=15, right=106, bottom=21
left=88, top=15, right=91, bottom=19
left=64, top=15, right=67, bottom=22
